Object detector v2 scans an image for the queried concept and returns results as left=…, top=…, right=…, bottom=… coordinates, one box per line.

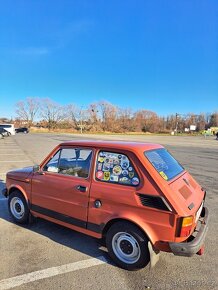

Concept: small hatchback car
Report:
left=2, top=141, right=209, bottom=270
left=15, top=127, right=29, bottom=134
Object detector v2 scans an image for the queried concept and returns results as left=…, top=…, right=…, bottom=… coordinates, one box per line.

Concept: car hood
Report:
left=7, top=166, right=33, bottom=181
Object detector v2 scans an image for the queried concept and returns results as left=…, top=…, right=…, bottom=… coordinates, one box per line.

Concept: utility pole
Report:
left=175, top=113, right=178, bottom=135
left=78, top=106, right=86, bottom=134
left=79, top=107, right=83, bottom=134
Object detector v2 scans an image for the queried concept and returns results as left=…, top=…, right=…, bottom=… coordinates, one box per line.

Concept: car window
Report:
left=144, top=148, right=184, bottom=181
left=58, top=148, right=92, bottom=178
left=0, top=125, right=11, bottom=128
left=95, top=151, right=140, bottom=186
left=43, top=150, right=60, bottom=173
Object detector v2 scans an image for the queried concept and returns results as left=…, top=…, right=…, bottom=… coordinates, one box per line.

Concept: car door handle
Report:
left=76, top=185, right=87, bottom=192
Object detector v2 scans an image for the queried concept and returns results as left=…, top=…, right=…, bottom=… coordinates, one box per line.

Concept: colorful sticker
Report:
left=121, top=160, right=129, bottom=170
left=122, top=170, right=128, bottom=176
left=103, top=163, right=110, bottom=171
left=110, top=175, right=119, bottom=182
left=113, top=165, right=122, bottom=175
left=99, top=152, right=105, bottom=157
left=118, top=155, right=122, bottom=159
left=131, top=177, right=140, bottom=185
left=97, top=163, right=102, bottom=171
left=128, top=171, right=134, bottom=178
left=104, top=171, right=110, bottom=181
left=96, top=171, right=104, bottom=179
left=128, top=167, right=133, bottom=172
left=113, top=158, right=120, bottom=165
left=122, top=155, right=128, bottom=160
left=108, top=158, right=114, bottom=165
left=159, top=171, right=168, bottom=180
left=119, top=177, right=131, bottom=184
left=98, top=156, right=104, bottom=163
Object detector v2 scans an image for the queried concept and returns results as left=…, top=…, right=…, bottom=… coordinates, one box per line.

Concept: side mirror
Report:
left=33, top=165, right=40, bottom=172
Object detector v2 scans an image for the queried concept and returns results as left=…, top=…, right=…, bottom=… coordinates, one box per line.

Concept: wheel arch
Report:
left=102, top=217, right=153, bottom=245
left=8, top=185, right=29, bottom=204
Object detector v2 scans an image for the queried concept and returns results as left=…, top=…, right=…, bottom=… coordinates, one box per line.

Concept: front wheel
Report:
left=8, top=191, right=29, bottom=224
left=106, top=221, right=150, bottom=270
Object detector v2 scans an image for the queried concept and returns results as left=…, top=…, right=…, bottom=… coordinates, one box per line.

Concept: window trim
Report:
left=95, top=150, right=140, bottom=187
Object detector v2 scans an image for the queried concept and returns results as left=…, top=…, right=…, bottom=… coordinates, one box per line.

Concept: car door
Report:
left=88, top=150, right=141, bottom=228
left=31, top=147, right=93, bottom=229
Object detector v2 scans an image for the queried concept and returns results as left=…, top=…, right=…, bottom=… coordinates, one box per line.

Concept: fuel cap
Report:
left=94, top=200, right=102, bottom=208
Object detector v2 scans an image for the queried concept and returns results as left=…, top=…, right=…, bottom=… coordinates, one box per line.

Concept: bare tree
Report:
left=86, top=103, right=102, bottom=132
left=65, top=104, right=80, bottom=129
left=196, top=113, right=206, bottom=131
left=134, top=110, right=160, bottom=133
left=40, top=98, right=64, bottom=130
left=209, top=112, right=218, bottom=127
left=98, top=101, right=119, bottom=132
left=118, top=108, right=135, bottom=132
left=16, top=97, right=40, bottom=126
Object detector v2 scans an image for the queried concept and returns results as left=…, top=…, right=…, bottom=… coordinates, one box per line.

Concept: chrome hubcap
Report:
left=112, top=232, right=141, bottom=264
left=10, top=197, right=25, bottom=219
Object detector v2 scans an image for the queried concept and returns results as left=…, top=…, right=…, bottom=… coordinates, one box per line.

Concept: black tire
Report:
left=8, top=190, right=29, bottom=224
left=106, top=221, right=150, bottom=270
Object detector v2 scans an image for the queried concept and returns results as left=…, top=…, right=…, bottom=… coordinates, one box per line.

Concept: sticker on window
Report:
left=159, top=171, right=168, bottom=181
left=96, top=151, right=140, bottom=186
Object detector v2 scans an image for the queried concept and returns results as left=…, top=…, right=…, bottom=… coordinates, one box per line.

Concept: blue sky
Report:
left=0, top=0, right=217, bottom=118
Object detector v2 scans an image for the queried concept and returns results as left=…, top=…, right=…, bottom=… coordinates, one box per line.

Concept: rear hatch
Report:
left=169, top=171, right=204, bottom=218
left=144, top=148, right=205, bottom=218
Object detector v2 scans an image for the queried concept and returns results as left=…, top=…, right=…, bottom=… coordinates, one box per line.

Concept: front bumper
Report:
left=169, top=206, right=209, bottom=257
left=2, top=188, right=8, bottom=198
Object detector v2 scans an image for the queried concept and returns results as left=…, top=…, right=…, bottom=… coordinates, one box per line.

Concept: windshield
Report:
left=144, top=148, right=184, bottom=181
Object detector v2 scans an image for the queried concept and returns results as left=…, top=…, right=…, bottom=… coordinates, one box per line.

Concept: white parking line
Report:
left=0, top=149, right=19, bottom=151
left=0, top=154, right=25, bottom=156
left=0, top=160, right=30, bottom=163
left=0, top=147, right=18, bottom=148
left=0, top=256, right=107, bottom=290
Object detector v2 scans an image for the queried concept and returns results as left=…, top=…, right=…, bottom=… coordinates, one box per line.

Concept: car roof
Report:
left=59, top=140, right=163, bottom=152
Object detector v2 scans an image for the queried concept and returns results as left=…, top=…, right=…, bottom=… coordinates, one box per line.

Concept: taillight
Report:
left=179, top=216, right=193, bottom=237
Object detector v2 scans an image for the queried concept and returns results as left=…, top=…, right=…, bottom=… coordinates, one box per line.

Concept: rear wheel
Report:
left=8, top=191, right=29, bottom=224
left=106, top=221, right=150, bottom=270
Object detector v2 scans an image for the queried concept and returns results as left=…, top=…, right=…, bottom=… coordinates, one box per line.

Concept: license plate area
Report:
left=195, top=202, right=203, bottom=223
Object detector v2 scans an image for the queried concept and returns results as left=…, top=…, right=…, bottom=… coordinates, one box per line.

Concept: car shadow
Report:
left=0, top=180, right=112, bottom=267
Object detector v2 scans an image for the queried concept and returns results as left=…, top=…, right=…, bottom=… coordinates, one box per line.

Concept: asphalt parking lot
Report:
left=0, top=133, right=217, bottom=290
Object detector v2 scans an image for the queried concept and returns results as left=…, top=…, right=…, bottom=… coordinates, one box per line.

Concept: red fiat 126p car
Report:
left=2, top=140, right=209, bottom=270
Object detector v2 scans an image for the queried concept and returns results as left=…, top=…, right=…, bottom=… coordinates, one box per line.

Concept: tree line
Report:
left=14, top=97, right=218, bottom=133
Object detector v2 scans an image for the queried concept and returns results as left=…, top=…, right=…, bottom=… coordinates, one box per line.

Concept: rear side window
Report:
left=96, top=151, right=140, bottom=186
left=144, top=148, right=184, bottom=181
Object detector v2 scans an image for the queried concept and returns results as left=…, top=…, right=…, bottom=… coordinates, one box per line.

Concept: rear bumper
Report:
left=169, top=206, right=209, bottom=257
left=2, top=188, right=8, bottom=198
